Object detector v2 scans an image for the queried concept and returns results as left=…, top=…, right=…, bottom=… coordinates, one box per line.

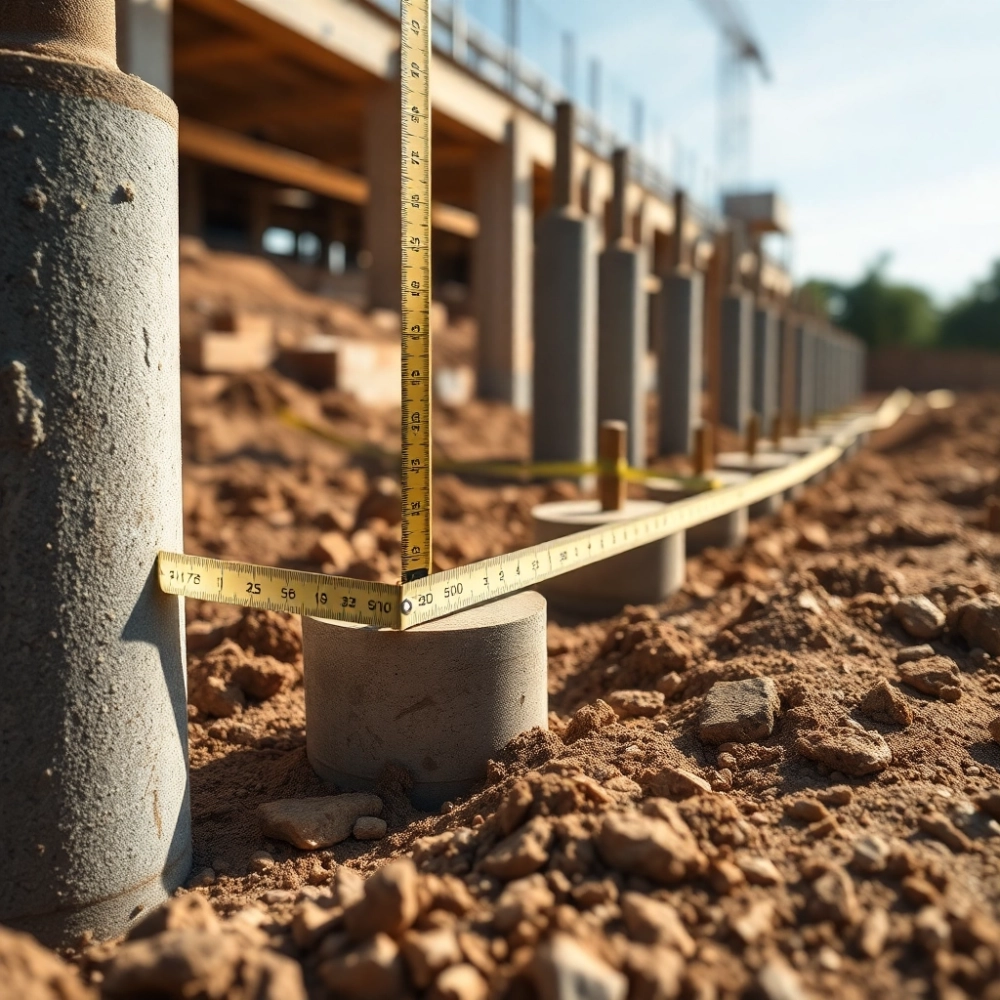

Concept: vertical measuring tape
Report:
left=400, top=0, right=433, bottom=582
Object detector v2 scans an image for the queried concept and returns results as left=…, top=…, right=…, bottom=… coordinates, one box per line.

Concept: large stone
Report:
left=529, top=933, right=628, bottom=1000
left=892, top=595, right=945, bottom=640
left=795, top=724, right=892, bottom=776
left=954, top=594, right=1000, bottom=656
left=899, top=656, right=962, bottom=702
left=698, top=677, right=780, bottom=744
left=596, top=802, right=706, bottom=884
left=258, top=793, right=383, bottom=849
left=345, top=859, right=420, bottom=940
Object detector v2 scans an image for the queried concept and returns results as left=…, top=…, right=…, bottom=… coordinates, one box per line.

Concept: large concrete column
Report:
left=364, top=79, right=401, bottom=311
left=719, top=289, right=753, bottom=433
left=598, top=148, right=648, bottom=468
left=532, top=102, right=598, bottom=468
left=656, top=190, right=702, bottom=456
left=0, top=1, right=189, bottom=944
left=115, top=0, right=172, bottom=94
left=795, top=321, right=816, bottom=425
left=474, top=116, right=533, bottom=411
left=752, top=303, right=780, bottom=436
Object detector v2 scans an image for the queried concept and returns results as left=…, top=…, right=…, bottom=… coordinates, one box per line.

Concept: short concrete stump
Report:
left=532, top=499, right=685, bottom=617
left=714, top=451, right=802, bottom=517
left=302, top=592, right=548, bottom=810
left=645, top=470, right=751, bottom=554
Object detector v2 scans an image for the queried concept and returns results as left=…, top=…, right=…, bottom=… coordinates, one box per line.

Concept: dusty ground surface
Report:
left=5, top=384, right=1000, bottom=1000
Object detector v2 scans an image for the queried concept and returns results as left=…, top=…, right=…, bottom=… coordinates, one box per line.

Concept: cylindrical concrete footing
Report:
left=714, top=452, right=801, bottom=517
left=0, top=11, right=189, bottom=946
left=302, top=593, right=548, bottom=810
left=532, top=500, right=685, bottom=617
left=646, top=470, right=751, bottom=554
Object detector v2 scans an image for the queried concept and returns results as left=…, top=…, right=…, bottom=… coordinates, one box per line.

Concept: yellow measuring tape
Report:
left=399, top=0, right=433, bottom=583
left=159, top=392, right=914, bottom=631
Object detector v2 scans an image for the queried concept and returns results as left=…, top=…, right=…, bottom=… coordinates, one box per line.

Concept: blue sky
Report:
left=500, top=0, right=1000, bottom=303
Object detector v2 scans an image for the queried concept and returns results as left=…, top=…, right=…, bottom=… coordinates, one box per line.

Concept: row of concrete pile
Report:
left=531, top=102, right=865, bottom=472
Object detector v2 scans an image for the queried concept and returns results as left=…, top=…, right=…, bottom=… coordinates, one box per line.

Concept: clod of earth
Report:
left=795, top=722, right=892, bottom=775
left=892, top=594, right=946, bottom=639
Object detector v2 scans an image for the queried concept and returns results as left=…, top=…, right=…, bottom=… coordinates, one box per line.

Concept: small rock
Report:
left=893, top=595, right=945, bottom=640
left=400, top=928, right=463, bottom=989
left=757, top=956, right=809, bottom=1000
left=292, top=899, right=343, bottom=950
left=249, top=850, right=275, bottom=872
left=656, top=672, right=685, bottom=697
left=345, top=859, right=420, bottom=940
left=529, top=933, right=628, bottom=1000
left=859, top=907, right=890, bottom=958
left=896, top=644, right=935, bottom=664
left=430, top=963, right=489, bottom=1000
left=353, top=817, right=387, bottom=841
left=708, top=858, right=746, bottom=894
left=258, top=793, right=383, bottom=850
left=736, top=855, right=784, bottom=886
left=698, top=677, right=780, bottom=744
left=187, top=867, right=216, bottom=888
left=795, top=724, right=892, bottom=776
left=356, top=477, right=403, bottom=527
left=606, top=689, right=665, bottom=719
left=621, top=945, right=684, bottom=1000
left=730, top=899, right=776, bottom=944
left=989, top=717, right=1000, bottom=744
left=851, top=835, right=891, bottom=875
left=639, top=765, right=712, bottom=799
left=859, top=678, right=913, bottom=726
left=596, top=802, right=706, bottom=884
left=480, top=816, right=552, bottom=880
left=816, top=785, right=853, bottom=806
left=563, top=699, right=617, bottom=744
left=493, top=874, right=554, bottom=933
left=318, top=933, right=405, bottom=1000
left=497, top=779, right=533, bottom=835
left=953, top=594, right=1000, bottom=656
left=620, top=892, right=696, bottom=956
left=979, top=790, right=1000, bottom=821
left=914, top=905, right=951, bottom=953
left=918, top=811, right=973, bottom=853
left=785, top=798, right=829, bottom=823
left=798, top=521, right=831, bottom=551
left=311, top=531, right=355, bottom=568
left=808, top=866, right=860, bottom=926
left=899, top=655, right=962, bottom=701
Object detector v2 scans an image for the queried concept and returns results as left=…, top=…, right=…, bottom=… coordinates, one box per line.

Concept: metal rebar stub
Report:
left=0, top=3, right=189, bottom=945
left=302, top=592, right=548, bottom=810
left=531, top=499, right=685, bottom=617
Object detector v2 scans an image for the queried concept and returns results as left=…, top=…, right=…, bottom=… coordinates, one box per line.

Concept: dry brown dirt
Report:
left=6, top=382, right=1000, bottom=1000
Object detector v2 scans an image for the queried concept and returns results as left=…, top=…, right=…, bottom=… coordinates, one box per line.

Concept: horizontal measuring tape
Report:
left=158, top=390, right=914, bottom=631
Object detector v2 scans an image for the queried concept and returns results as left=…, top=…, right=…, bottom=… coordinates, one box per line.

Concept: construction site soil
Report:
left=5, top=377, right=1000, bottom=1000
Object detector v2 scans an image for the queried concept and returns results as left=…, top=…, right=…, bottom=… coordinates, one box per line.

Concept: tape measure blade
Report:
left=400, top=0, right=433, bottom=583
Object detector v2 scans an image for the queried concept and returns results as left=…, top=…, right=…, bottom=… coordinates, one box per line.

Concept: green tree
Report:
left=939, top=259, right=1000, bottom=351
left=832, top=255, right=939, bottom=349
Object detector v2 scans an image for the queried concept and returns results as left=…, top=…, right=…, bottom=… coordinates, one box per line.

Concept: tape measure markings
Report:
left=399, top=0, right=433, bottom=583
left=157, top=389, right=914, bottom=632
